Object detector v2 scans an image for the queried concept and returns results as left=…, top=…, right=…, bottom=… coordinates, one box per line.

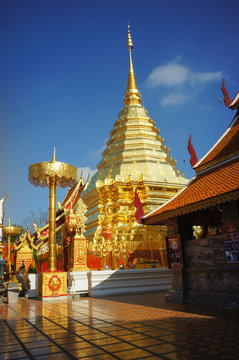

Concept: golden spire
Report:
left=124, top=24, right=142, bottom=106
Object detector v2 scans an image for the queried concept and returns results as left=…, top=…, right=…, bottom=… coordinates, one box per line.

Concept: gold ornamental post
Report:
left=48, top=176, right=57, bottom=271
left=29, top=149, right=77, bottom=298
left=3, top=218, right=21, bottom=262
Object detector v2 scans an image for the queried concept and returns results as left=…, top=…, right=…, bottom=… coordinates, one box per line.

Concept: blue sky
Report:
left=1, top=0, right=239, bottom=226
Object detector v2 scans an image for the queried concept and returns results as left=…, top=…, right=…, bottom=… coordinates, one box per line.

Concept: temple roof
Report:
left=143, top=111, right=239, bottom=224
left=195, top=114, right=239, bottom=172
left=61, top=176, right=85, bottom=209
left=143, top=157, right=239, bottom=224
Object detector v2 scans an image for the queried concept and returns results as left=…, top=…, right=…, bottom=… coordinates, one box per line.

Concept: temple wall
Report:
left=182, top=234, right=239, bottom=309
left=183, top=235, right=225, bottom=269
left=166, top=200, right=239, bottom=309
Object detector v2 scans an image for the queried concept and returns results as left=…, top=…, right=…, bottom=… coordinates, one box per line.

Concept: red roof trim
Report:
left=195, top=114, right=239, bottom=171
left=230, top=91, right=239, bottom=110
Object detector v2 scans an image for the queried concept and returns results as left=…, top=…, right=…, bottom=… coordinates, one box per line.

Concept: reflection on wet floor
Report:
left=0, top=291, right=239, bottom=359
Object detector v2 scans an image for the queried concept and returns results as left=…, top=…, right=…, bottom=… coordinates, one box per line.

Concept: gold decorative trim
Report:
left=29, top=161, right=77, bottom=188
left=15, top=229, right=41, bottom=251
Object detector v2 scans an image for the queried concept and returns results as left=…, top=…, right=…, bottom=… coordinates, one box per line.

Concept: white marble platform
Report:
left=87, top=268, right=172, bottom=297
left=67, top=271, right=88, bottom=295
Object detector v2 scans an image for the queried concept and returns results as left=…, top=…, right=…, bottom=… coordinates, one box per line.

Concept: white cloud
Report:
left=78, top=167, right=97, bottom=182
left=190, top=71, right=222, bottom=84
left=161, top=93, right=188, bottom=106
left=146, top=58, right=223, bottom=106
left=147, top=63, right=189, bottom=87
left=146, top=60, right=223, bottom=88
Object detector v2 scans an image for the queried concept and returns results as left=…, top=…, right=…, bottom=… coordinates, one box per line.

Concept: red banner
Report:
left=134, top=188, right=144, bottom=224
left=188, top=134, right=198, bottom=168
left=221, top=79, right=231, bottom=108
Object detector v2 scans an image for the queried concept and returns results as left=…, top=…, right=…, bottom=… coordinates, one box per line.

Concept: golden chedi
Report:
left=82, top=26, right=188, bottom=268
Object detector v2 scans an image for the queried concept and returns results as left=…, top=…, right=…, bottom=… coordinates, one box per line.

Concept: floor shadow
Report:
left=96, top=291, right=239, bottom=320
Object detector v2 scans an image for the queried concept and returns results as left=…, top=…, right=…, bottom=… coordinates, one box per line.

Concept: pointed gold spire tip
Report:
left=124, top=25, right=142, bottom=106
left=52, top=147, right=56, bottom=162
left=127, top=23, right=133, bottom=50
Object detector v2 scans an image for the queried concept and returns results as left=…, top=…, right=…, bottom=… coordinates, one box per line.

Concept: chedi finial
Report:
left=124, top=25, right=142, bottom=106
left=127, top=24, right=133, bottom=50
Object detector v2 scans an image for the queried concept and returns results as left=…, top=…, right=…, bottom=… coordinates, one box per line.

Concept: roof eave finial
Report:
left=221, top=79, right=239, bottom=111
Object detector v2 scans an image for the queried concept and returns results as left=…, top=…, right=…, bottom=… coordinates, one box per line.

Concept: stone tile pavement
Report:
left=0, top=291, right=239, bottom=359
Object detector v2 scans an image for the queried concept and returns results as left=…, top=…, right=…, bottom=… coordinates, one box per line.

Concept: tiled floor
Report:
left=0, top=292, right=239, bottom=359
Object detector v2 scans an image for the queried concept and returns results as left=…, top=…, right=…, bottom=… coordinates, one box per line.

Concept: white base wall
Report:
left=87, top=268, right=172, bottom=297
left=28, top=274, right=39, bottom=298
left=67, top=271, right=88, bottom=295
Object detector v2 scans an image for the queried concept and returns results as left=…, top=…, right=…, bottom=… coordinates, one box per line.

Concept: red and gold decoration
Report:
left=68, top=230, right=88, bottom=271
left=66, top=199, right=88, bottom=271
left=102, top=224, right=113, bottom=268
left=39, top=271, right=67, bottom=298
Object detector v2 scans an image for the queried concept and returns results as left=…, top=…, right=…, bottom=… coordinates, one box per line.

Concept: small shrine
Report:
left=14, top=229, right=38, bottom=272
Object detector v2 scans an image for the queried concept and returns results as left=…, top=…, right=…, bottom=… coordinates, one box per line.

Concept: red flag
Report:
left=187, top=134, right=198, bottom=168
left=134, top=188, right=144, bottom=224
left=221, top=79, right=231, bottom=108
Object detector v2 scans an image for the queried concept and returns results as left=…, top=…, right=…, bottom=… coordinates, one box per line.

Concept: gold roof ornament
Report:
left=3, top=218, right=21, bottom=236
left=124, top=24, right=142, bottom=106
left=29, top=148, right=77, bottom=188
left=15, top=228, right=40, bottom=252
left=3, top=218, right=21, bottom=262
